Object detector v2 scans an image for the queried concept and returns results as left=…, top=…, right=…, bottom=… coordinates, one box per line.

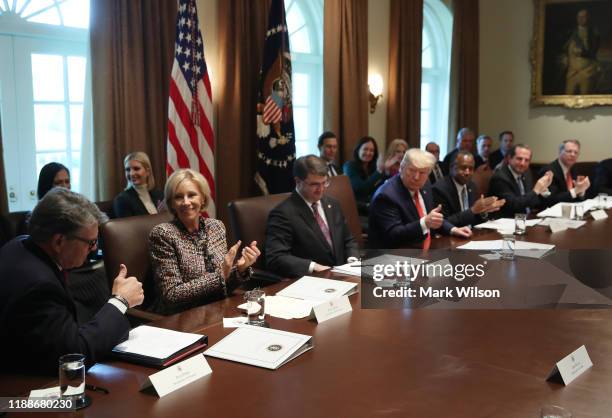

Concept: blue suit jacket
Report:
left=368, top=175, right=454, bottom=248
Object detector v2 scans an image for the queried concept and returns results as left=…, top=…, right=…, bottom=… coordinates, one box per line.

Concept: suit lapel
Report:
left=446, top=177, right=461, bottom=213
left=292, top=193, right=333, bottom=254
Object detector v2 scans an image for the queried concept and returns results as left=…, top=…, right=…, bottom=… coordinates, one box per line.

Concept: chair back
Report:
left=473, top=169, right=494, bottom=196
left=228, top=193, right=290, bottom=269
left=325, top=175, right=364, bottom=248
left=95, top=200, right=115, bottom=219
left=100, top=212, right=173, bottom=309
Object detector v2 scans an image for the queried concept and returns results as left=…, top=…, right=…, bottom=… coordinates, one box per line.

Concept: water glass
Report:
left=540, top=404, right=572, bottom=418
left=500, top=233, right=515, bottom=260
left=598, top=193, right=608, bottom=209
left=573, top=204, right=584, bottom=220
left=561, top=204, right=572, bottom=219
left=514, top=213, right=527, bottom=235
left=59, top=354, right=85, bottom=407
left=244, top=289, right=266, bottom=326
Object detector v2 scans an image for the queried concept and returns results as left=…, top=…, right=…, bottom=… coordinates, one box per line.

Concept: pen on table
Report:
left=85, top=384, right=109, bottom=394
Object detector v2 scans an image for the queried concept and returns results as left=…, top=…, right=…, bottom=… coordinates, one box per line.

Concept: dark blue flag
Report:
left=255, top=0, right=296, bottom=195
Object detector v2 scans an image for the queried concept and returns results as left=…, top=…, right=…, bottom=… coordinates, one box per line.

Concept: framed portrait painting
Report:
left=531, top=0, right=612, bottom=108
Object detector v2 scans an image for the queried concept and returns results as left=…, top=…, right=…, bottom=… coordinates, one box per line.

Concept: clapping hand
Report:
left=235, top=241, right=260, bottom=273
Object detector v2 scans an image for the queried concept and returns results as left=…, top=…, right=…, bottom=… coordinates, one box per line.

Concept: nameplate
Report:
left=590, top=210, right=608, bottom=221
left=140, top=354, right=212, bottom=397
left=312, top=296, right=352, bottom=323
left=546, top=345, right=592, bottom=386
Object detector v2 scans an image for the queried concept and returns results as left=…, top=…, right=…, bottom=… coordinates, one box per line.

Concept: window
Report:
left=0, top=0, right=92, bottom=212
left=421, top=0, right=452, bottom=156
left=285, top=0, right=323, bottom=157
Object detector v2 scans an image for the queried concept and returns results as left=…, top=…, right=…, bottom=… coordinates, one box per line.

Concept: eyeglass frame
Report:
left=68, top=234, right=98, bottom=251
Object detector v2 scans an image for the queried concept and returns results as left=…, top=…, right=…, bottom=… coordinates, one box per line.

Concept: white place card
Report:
left=29, top=387, right=61, bottom=399
left=140, top=354, right=212, bottom=397
left=312, top=296, right=352, bottom=323
left=549, top=222, right=568, bottom=234
left=546, top=345, right=593, bottom=386
left=590, top=209, right=608, bottom=221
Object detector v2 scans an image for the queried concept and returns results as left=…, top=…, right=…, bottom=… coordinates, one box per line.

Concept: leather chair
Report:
left=95, top=200, right=115, bottom=219
left=473, top=168, right=494, bottom=197
left=228, top=193, right=290, bottom=270
left=100, top=212, right=173, bottom=322
left=324, top=175, right=364, bottom=248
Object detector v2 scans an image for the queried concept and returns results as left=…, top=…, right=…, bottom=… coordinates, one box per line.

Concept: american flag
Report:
left=167, top=0, right=215, bottom=217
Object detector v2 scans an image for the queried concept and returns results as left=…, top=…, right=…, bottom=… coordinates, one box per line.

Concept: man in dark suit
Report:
left=489, top=144, right=554, bottom=217
left=318, top=131, right=342, bottom=177
left=433, top=151, right=505, bottom=227
left=489, top=131, right=514, bottom=169
left=538, top=139, right=590, bottom=205
left=592, top=158, right=612, bottom=196
left=426, top=142, right=444, bottom=184
left=369, top=148, right=472, bottom=249
left=441, top=128, right=484, bottom=175
left=265, top=155, right=358, bottom=278
left=0, top=188, right=144, bottom=375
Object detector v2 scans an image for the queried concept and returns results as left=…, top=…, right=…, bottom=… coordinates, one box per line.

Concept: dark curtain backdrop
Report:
left=447, top=0, right=479, bottom=146
left=386, top=0, right=423, bottom=149
left=216, top=0, right=271, bottom=225
left=90, top=0, right=177, bottom=201
left=323, top=0, right=369, bottom=163
left=0, top=115, right=7, bottom=213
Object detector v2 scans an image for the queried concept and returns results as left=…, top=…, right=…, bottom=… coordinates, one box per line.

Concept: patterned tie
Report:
left=461, top=186, right=469, bottom=212
left=517, top=176, right=525, bottom=195
left=413, top=191, right=431, bottom=250
left=565, top=171, right=574, bottom=190
left=312, top=202, right=333, bottom=250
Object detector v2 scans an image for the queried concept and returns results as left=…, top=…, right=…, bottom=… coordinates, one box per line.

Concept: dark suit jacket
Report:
left=368, top=176, right=454, bottom=249
left=488, top=165, right=544, bottom=217
left=489, top=149, right=504, bottom=169
left=538, top=159, right=582, bottom=205
left=265, top=192, right=359, bottom=278
left=428, top=162, right=444, bottom=185
left=113, top=187, right=164, bottom=218
left=592, top=158, right=612, bottom=196
left=441, top=149, right=485, bottom=175
left=432, top=176, right=483, bottom=227
left=0, top=237, right=130, bottom=375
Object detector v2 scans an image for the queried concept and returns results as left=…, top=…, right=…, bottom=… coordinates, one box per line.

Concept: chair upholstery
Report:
left=95, top=200, right=115, bottom=219
left=473, top=169, right=494, bottom=197
left=324, top=175, right=364, bottom=248
left=228, top=193, right=290, bottom=269
left=100, top=212, right=173, bottom=321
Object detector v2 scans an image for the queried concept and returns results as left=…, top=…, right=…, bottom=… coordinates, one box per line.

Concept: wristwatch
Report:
left=112, top=294, right=129, bottom=309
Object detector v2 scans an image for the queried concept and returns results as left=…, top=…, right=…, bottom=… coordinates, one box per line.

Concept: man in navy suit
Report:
left=265, top=155, right=359, bottom=278
left=0, top=188, right=144, bottom=375
left=489, top=144, right=554, bottom=217
left=433, top=151, right=505, bottom=227
left=538, top=139, right=590, bottom=205
left=489, top=131, right=514, bottom=170
left=441, top=128, right=484, bottom=175
left=369, top=148, right=472, bottom=249
left=592, top=158, right=612, bottom=196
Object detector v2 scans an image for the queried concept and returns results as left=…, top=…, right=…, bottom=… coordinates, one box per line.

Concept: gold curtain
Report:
left=323, top=0, right=369, bottom=162
left=90, top=0, right=177, bottom=201
left=386, top=0, right=423, bottom=149
left=216, top=0, right=271, bottom=225
left=447, top=0, right=479, bottom=145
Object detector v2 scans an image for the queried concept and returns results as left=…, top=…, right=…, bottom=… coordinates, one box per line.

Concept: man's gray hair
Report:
left=28, top=188, right=108, bottom=243
left=400, top=148, right=436, bottom=171
left=293, top=155, right=328, bottom=180
left=559, top=139, right=581, bottom=153
left=457, top=127, right=474, bottom=141
left=477, top=134, right=492, bottom=144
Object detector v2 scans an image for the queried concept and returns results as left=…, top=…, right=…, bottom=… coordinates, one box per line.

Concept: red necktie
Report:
left=566, top=171, right=574, bottom=190
left=413, top=192, right=431, bottom=250
left=312, top=202, right=333, bottom=250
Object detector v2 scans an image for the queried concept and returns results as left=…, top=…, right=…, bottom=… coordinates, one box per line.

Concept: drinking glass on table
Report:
left=59, top=353, right=85, bottom=408
left=514, top=213, right=526, bottom=235
left=244, top=289, right=267, bottom=326
left=598, top=193, right=608, bottom=210
left=500, top=232, right=515, bottom=261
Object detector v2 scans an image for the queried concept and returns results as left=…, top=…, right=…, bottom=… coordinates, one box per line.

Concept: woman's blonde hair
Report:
left=383, top=139, right=409, bottom=161
left=164, top=169, right=211, bottom=216
left=124, top=151, right=155, bottom=190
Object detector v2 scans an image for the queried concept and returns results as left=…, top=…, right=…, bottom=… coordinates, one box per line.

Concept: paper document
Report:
left=204, top=325, right=313, bottom=369
left=539, top=218, right=586, bottom=229
left=113, top=326, right=204, bottom=360
left=331, top=262, right=361, bottom=277
left=264, top=295, right=315, bottom=319
left=458, top=240, right=554, bottom=251
left=276, top=276, right=358, bottom=302
left=537, top=199, right=599, bottom=218
left=474, top=218, right=541, bottom=231
left=223, top=317, right=248, bottom=328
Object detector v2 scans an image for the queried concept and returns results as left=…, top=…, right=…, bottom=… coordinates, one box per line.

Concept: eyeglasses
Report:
left=303, top=180, right=330, bottom=189
left=69, top=235, right=98, bottom=251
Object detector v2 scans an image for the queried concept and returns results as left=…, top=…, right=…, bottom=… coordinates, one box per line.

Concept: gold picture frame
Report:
left=531, top=0, right=612, bottom=108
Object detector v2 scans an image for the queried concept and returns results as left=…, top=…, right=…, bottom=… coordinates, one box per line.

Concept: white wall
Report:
left=479, top=0, right=612, bottom=163
left=368, top=0, right=390, bottom=151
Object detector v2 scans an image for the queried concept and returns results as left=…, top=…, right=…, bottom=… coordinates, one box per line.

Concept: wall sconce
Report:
left=368, top=73, right=383, bottom=114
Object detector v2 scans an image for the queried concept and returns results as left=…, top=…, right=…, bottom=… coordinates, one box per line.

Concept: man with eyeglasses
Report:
left=265, top=155, right=359, bottom=278
left=0, top=188, right=144, bottom=374
left=538, top=139, right=590, bottom=205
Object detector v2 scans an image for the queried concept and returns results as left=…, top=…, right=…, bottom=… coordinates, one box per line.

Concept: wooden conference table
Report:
left=3, top=210, right=612, bottom=418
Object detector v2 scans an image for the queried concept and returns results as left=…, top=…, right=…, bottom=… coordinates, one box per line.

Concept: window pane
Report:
left=290, top=28, right=311, bottom=54
left=34, top=104, right=66, bottom=151
left=22, top=0, right=53, bottom=17
left=67, top=56, right=86, bottom=102
left=292, top=73, right=308, bottom=106
left=422, top=47, right=433, bottom=69
left=36, top=152, right=68, bottom=177
left=32, top=54, right=64, bottom=101
left=26, top=3, right=61, bottom=26
left=421, top=83, right=431, bottom=109
left=420, top=110, right=430, bottom=137
left=295, top=140, right=309, bottom=158
left=71, top=151, right=81, bottom=191
left=286, top=6, right=305, bottom=33
left=70, top=104, right=83, bottom=150
left=293, top=107, right=308, bottom=141
left=59, top=0, right=90, bottom=29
